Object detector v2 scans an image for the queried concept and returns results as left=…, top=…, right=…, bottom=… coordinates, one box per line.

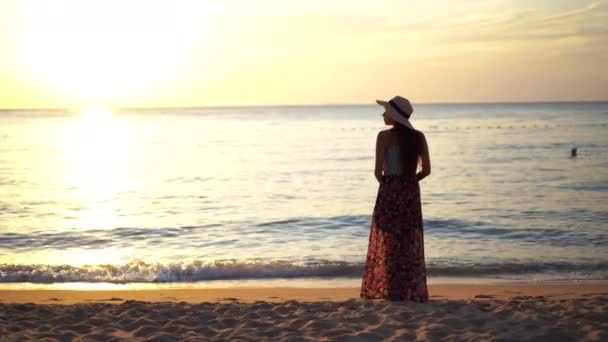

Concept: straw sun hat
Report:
left=376, top=96, right=414, bottom=129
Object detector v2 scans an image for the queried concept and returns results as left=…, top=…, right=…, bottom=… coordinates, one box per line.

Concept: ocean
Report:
left=1, top=102, right=607, bottom=288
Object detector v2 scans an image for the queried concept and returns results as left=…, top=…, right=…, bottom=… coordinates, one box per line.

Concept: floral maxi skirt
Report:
left=360, top=175, right=429, bottom=302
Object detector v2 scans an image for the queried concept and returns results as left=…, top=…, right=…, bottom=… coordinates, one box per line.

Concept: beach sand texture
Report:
left=1, top=284, right=607, bottom=341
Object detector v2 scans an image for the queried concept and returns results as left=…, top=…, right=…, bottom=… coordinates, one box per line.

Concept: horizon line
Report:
left=1, top=99, right=607, bottom=111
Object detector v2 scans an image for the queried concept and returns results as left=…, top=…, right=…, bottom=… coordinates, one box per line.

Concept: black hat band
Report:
left=389, top=99, right=410, bottom=118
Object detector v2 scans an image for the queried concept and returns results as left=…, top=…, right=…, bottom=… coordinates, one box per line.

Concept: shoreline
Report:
left=1, top=283, right=606, bottom=304
left=1, top=275, right=606, bottom=291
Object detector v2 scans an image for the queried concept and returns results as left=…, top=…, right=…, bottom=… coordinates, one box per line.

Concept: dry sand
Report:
left=1, top=283, right=607, bottom=341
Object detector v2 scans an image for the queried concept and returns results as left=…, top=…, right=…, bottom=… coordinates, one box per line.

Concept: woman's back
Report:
left=383, top=144, right=403, bottom=175
left=383, top=128, right=422, bottom=177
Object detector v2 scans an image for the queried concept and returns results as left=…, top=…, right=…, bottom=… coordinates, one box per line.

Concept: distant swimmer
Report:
left=571, top=147, right=577, bottom=158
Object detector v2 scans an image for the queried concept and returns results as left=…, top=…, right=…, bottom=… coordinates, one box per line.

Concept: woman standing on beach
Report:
left=360, top=96, right=431, bottom=302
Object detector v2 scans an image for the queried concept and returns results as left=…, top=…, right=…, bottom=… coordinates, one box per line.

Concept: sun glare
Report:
left=17, top=0, right=211, bottom=105
left=80, top=107, right=112, bottom=124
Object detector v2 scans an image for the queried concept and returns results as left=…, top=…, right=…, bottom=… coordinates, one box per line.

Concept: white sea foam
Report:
left=0, top=259, right=607, bottom=283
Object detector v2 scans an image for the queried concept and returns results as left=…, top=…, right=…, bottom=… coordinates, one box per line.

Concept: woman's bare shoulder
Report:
left=377, top=129, right=393, bottom=138
left=417, top=130, right=427, bottom=140
left=411, top=128, right=425, bottom=139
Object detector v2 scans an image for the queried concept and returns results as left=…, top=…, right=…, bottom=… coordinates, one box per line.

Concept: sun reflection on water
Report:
left=62, top=107, right=132, bottom=230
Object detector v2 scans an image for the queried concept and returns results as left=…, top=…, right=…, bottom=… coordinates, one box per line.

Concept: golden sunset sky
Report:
left=0, top=0, right=606, bottom=108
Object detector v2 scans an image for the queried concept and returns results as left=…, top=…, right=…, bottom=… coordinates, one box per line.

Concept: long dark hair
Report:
left=392, top=123, right=422, bottom=175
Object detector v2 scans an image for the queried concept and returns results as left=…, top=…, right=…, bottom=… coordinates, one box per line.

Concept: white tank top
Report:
left=383, top=144, right=403, bottom=175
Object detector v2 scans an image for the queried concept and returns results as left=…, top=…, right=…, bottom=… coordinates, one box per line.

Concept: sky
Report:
left=0, top=0, right=607, bottom=108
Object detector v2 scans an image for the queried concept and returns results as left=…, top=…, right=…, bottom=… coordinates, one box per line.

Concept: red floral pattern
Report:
left=360, top=175, right=429, bottom=302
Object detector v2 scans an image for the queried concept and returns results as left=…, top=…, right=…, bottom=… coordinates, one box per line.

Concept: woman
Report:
left=360, top=96, right=431, bottom=302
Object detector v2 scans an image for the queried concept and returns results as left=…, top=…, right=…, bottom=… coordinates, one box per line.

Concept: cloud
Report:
left=233, top=1, right=608, bottom=50
left=434, top=1, right=608, bottom=43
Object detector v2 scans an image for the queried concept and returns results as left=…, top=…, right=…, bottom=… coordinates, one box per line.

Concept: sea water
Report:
left=1, top=102, right=607, bottom=287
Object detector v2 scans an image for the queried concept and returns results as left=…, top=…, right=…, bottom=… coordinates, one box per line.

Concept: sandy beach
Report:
left=1, top=283, right=606, bottom=341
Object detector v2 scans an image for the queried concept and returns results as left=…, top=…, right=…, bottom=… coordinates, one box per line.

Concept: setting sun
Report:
left=15, top=1, right=215, bottom=106
left=80, top=106, right=112, bottom=123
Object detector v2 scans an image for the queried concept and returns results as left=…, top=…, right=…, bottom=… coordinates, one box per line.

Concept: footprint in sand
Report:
left=511, top=295, right=537, bottom=300
left=582, top=293, right=608, bottom=297
left=93, top=297, right=124, bottom=301
left=86, top=297, right=124, bottom=302
left=473, top=294, right=496, bottom=299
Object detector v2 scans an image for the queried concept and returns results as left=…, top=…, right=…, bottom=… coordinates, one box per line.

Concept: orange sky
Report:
left=0, top=0, right=607, bottom=108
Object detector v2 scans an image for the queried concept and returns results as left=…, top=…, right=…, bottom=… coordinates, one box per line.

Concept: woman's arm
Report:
left=374, top=131, right=387, bottom=183
left=416, top=132, right=431, bottom=182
